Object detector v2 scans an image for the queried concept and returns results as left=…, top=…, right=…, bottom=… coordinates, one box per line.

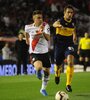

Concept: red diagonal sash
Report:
left=32, top=22, right=47, bottom=51
left=32, top=36, right=40, bottom=51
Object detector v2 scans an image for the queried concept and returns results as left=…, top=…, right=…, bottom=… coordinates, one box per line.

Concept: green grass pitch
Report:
left=0, top=72, right=90, bottom=100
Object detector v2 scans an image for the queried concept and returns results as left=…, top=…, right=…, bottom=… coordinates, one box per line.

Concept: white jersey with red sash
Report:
left=25, top=22, right=50, bottom=54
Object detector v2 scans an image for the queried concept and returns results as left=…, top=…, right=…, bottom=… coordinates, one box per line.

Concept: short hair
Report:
left=32, top=10, right=42, bottom=16
left=64, top=5, right=74, bottom=12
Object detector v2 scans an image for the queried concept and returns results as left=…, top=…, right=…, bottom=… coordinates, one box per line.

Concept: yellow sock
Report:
left=54, top=65, right=62, bottom=77
left=66, top=66, right=74, bottom=86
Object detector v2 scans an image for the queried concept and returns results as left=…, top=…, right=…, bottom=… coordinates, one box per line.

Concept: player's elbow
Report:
left=53, top=23, right=56, bottom=28
left=46, top=36, right=50, bottom=41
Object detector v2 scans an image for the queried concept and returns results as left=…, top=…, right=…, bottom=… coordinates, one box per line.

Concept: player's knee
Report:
left=79, top=57, right=84, bottom=62
left=85, top=57, right=89, bottom=62
left=67, top=56, right=74, bottom=66
left=67, top=61, right=73, bottom=66
left=34, top=61, right=42, bottom=70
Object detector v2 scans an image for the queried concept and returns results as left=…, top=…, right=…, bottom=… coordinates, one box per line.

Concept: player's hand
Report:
left=77, top=50, right=80, bottom=55
left=56, top=23, right=66, bottom=29
left=58, top=25, right=67, bottom=30
left=36, top=22, right=46, bottom=35
left=53, top=20, right=65, bottom=29
left=36, top=29, right=43, bottom=35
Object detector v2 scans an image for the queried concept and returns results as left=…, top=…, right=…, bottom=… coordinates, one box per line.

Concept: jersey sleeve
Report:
left=44, top=24, right=50, bottom=35
left=79, top=38, right=82, bottom=45
left=25, top=25, right=29, bottom=33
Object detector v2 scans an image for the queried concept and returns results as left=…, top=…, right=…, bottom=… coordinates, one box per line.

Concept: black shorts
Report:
left=54, top=41, right=75, bottom=66
left=79, top=49, right=90, bottom=58
left=30, top=52, right=51, bottom=68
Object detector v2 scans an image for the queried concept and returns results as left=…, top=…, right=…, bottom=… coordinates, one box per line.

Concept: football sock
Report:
left=54, top=65, right=62, bottom=77
left=41, top=71, right=49, bottom=90
left=83, top=62, right=88, bottom=71
left=66, top=66, right=74, bottom=86
left=79, top=61, right=84, bottom=65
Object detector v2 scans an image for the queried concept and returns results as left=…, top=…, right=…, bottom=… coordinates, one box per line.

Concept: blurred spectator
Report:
left=0, top=0, right=90, bottom=37
left=15, top=33, right=29, bottom=75
left=51, top=2, right=58, bottom=12
left=2, top=42, right=12, bottom=60
left=0, top=0, right=90, bottom=46
left=3, top=14, right=10, bottom=27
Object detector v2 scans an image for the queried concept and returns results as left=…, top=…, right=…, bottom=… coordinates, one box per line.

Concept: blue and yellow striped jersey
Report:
left=56, top=17, right=76, bottom=36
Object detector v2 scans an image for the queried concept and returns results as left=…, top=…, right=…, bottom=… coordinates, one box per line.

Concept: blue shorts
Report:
left=54, top=41, right=75, bottom=66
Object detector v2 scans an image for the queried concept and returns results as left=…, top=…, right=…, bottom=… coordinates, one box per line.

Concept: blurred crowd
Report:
left=0, top=0, right=90, bottom=72
left=0, top=0, right=90, bottom=37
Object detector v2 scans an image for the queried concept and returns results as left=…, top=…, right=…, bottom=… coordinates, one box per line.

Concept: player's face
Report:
left=84, top=33, right=89, bottom=38
left=18, top=34, right=23, bottom=40
left=64, top=8, right=74, bottom=21
left=33, top=14, right=43, bottom=26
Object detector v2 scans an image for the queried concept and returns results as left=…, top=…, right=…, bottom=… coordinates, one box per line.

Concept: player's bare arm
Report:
left=35, top=30, right=50, bottom=41
left=35, top=22, right=50, bottom=41
left=25, top=32, right=30, bottom=45
left=77, top=42, right=81, bottom=55
left=53, top=20, right=63, bottom=28
left=43, top=33, right=50, bottom=41
left=73, top=29, right=77, bottom=44
left=53, top=20, right=66, bottom=30
left=36, top=29, right=50, bottom=41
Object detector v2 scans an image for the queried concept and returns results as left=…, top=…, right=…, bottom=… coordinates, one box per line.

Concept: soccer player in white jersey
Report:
left=25, top=10, right=51, bottom=96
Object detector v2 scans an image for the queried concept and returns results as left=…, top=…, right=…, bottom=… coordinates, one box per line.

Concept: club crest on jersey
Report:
left=72, top=23, right=75, bottom=27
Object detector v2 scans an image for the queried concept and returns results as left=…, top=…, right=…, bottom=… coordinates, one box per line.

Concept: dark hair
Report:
left=64, top=5, right=74, bottom=12
left=33, top=10, right=42, bottom=16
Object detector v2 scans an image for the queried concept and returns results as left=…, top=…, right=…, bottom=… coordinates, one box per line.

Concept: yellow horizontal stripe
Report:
left=56, top=27, right=74, bottom=36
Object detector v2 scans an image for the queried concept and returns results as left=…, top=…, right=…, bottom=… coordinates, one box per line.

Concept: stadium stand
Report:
left=0, top=0, right=90, bottom=37
left=0, top=0, right=90, bottom=74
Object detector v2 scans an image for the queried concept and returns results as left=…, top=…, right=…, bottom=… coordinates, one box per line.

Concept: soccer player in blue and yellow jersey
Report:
left=53, top=5, right=77, bottom=92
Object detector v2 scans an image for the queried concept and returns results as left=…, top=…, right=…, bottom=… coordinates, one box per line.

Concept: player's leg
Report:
left=23, top=56, right=28, bottom=74
left=79, top=50, right=85, bottom=67
left=79, top=56, right=84, bottom=64
left=40, top=68, right=50, bottom=96
left=83, top=50, right=90, bottom=71
left=84, top=57, right=89, bottom=71
left=66, top=55, right=74, bottom=92
left=17, top=57, right=21, bottom=75
left=54, top=44, right=65, bottom=84
left=40, top=53, right=51, bottom=96
left=34, top=60, right=42, bottom=79
left=54, top=64, right=63, bottom=84
left=31, top=54, right=42, bottom=79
